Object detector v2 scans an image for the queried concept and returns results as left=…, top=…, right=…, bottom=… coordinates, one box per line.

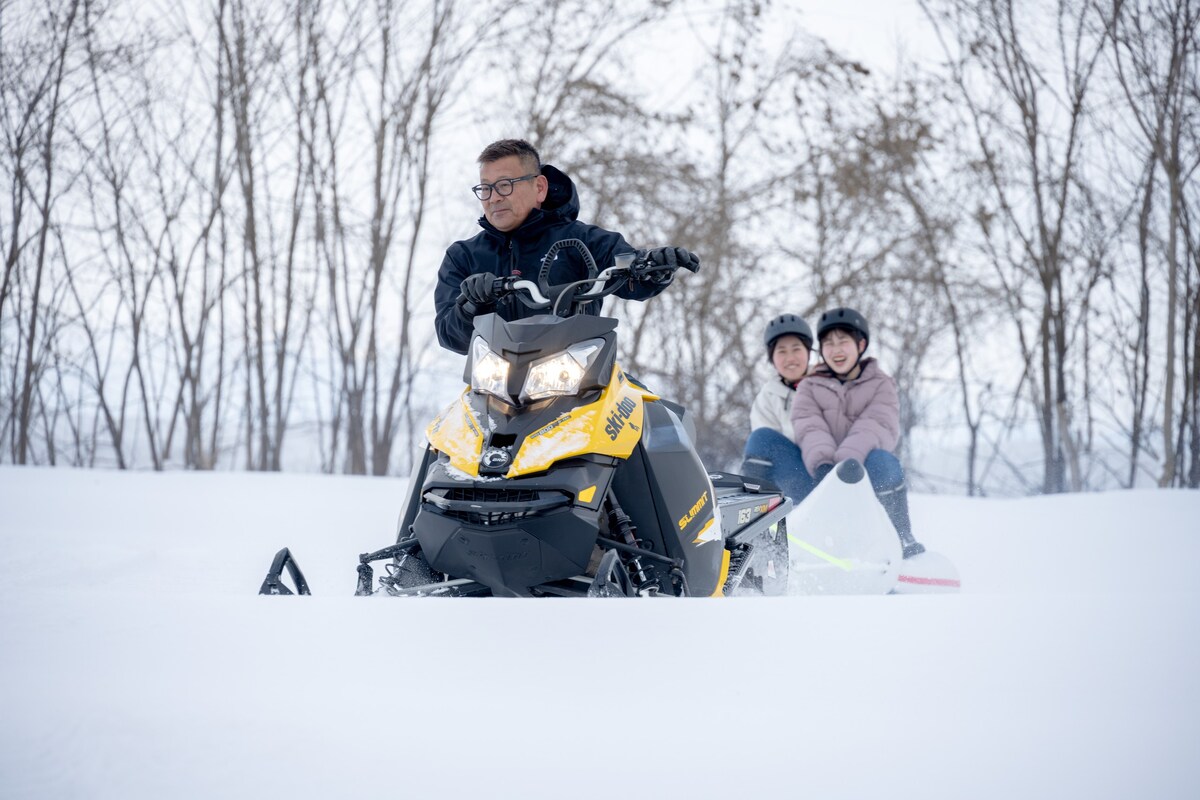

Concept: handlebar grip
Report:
left=491, top=276, right=531, bottom=298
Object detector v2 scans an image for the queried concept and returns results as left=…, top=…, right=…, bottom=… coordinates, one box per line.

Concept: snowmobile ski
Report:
left=258, top=548, right=311, bottom=596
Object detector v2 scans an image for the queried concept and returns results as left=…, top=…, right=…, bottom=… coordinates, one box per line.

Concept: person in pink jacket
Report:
left=790, top=307, right=926, bottom=558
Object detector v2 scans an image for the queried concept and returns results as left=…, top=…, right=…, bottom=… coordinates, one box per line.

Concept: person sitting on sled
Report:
left=790, top=307, right=926, bottom=558
left=434, top=138, right=699, bottom=354
left=741, top=313, right=818, bottom=503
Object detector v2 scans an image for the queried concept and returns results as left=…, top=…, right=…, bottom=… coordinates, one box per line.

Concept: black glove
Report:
left=814, top=463, right=833, bottom=484
left=458, top=273, right=499, bottom=315
left=637, top=246, right=700, bottom=285
left=647, top=246, right=701, bottom=274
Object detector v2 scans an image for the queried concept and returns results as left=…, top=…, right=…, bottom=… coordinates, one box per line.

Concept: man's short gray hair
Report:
left=477, top=139, right=542, bottom=173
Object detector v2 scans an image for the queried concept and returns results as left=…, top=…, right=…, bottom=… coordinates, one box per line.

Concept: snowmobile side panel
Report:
left=611, top=400, right=723, bottom=596
left=715, top=489, right=790, bottom=542
left=395, top=445, right=437, bottom=542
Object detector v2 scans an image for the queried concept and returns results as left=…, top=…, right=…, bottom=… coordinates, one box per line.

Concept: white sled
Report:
left=894, top=549, right=961, bottom=594
left=786, top=459, right=960, bottom=595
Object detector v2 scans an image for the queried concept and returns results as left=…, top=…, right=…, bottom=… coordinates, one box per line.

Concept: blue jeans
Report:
left=863, top=449, right=905, bottom=494
left=742, top=428, right=905, bottom=504
left=741, top=428, right=816, bottom=503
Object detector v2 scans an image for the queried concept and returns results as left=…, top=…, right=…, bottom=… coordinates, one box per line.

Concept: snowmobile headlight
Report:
left=470, top=337, right=510, bottom=399
left=522, top=340, right=603, bottom=401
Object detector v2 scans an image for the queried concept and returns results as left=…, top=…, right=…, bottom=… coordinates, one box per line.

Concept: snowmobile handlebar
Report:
left=490, top=266, right=622, bottom=307
left=491, top=249, right=678, bottom=315
left=492, top=262, right=628, bottom=313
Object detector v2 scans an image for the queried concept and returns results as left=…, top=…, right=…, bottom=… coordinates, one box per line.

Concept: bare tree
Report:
left=922, top=0, right=1111, bottom=492
left=214, top=0, right=326, bottom=471
left=891, top=125, right=991, bottom=493
left=4, top=0, right=1190, bottom=498
left=3, top=0, right=81, bottom=464
left=627, top=0, right=818, bottom=468
left=1185, top=196, right=1200, bottom=486
left=1104, top=0, right=1200, bottom=486
left=310, top=0, right=489, bottom=475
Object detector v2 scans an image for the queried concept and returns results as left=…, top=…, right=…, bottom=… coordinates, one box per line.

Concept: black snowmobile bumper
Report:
left=413, top=499, right=600, bottom=596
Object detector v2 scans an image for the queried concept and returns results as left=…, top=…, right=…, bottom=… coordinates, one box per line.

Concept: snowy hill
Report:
left=2, top=466, right=1198, bottom=799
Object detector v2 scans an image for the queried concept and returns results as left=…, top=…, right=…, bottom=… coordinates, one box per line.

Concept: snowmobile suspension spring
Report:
left=602, top=492, right=650, bottom=590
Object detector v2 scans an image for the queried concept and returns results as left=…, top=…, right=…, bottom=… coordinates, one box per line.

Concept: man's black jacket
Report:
left=434, top=164, right=665, bottom=354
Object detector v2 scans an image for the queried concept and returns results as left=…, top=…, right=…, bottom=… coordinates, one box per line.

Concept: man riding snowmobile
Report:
left=261, top=240, right=791, bottom=598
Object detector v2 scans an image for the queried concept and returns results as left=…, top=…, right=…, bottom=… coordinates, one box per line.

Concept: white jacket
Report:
left=750, top=377, right=797, bottom=442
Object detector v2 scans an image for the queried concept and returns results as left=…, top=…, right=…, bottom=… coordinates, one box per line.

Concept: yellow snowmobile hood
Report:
left=426, top=365, right=657, bottom=479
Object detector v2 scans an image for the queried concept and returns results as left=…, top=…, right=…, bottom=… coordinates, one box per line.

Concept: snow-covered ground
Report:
left=1, top=465, right=1198, bottom=799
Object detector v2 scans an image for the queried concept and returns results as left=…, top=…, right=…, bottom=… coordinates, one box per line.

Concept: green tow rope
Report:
left=787, top=533, right=853, bottom=572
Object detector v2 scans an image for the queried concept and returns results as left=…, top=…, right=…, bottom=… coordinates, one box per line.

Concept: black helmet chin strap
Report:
left=851, top=338, right=867, bottom=370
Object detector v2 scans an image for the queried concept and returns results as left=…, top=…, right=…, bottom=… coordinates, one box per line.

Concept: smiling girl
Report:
left=790, top=308, right=925, bottom=558
left=740, top=314, right=818, bottom=503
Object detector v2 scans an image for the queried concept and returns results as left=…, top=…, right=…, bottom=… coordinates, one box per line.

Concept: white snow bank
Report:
left=1, top=466, right=1198, bottom=799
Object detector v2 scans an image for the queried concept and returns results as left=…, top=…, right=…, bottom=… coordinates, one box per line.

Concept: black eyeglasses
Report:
left=472, top=174, right=538, bottom=200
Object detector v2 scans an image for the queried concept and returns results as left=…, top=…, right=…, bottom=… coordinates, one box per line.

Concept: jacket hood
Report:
left=539, top=164, right=579, bottom=218
left=478, top=163, right=580, bottom=238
